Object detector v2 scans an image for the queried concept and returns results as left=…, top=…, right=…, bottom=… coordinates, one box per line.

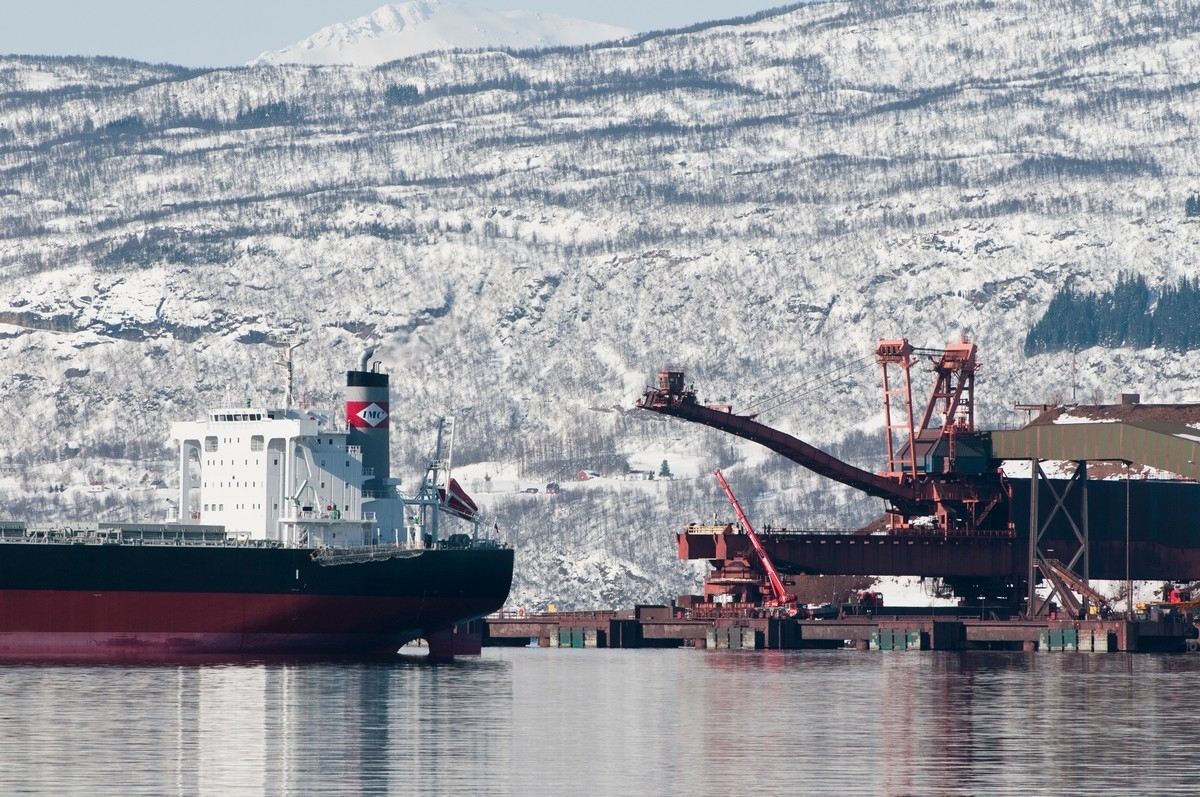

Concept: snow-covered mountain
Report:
left=251, top=0, right=634, bottom=66
left=1, top=0, right=1199, bottom=611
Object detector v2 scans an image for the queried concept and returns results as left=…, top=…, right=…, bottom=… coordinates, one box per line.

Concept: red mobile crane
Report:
left=713, top=469, right=798, bottom=613
left=637, top=338, right=1011, bottom=535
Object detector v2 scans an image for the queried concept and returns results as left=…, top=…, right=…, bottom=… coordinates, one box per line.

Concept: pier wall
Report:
left=484, top=610, right=1197, bottom=653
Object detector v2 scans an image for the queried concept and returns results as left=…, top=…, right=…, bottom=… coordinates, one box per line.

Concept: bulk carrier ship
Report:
left=0, top=347, right=513, bottom=660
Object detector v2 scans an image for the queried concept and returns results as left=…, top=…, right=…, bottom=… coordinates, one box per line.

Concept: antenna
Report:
left=270, top=337, right=305, bottom=409
left=440, top=415, right=456, bottom=483
left=1071, top=348, right=1077, bottom=404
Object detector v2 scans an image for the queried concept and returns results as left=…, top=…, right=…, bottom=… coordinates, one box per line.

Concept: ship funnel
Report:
left=346, top=354, right=389, bottom=492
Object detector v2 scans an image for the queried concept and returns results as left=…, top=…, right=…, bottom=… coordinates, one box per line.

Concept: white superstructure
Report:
left=171, top=406, right=375, bottom=548
left=168, top=350, right=482, bottom=552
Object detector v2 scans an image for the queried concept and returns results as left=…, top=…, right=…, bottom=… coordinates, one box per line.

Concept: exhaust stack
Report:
left=346, top=348, right=389, bottom=492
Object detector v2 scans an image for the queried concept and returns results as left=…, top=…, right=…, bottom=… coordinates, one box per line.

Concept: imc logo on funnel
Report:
left=349, top=402, right=389, bottom=428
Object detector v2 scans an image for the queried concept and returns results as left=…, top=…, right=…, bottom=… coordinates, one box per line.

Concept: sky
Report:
left=0, top=1, right=794, bottom=68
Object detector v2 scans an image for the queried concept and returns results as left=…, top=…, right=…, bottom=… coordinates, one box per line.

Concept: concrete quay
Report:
left=484, top=607, right=1197, bottom=653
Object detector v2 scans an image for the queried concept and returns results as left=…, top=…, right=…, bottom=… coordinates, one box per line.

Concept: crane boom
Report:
left=636, top=347, right=1011, bottom=533
left=713, top=469, right=796, bottom=610
left=637, top=373, right=924, bottom=513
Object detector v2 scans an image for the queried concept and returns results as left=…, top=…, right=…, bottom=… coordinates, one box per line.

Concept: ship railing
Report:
left=311, top=544, right=425, bottom=565
left=280, top=506, right=367, bottom=523
left=0, top=525, right=283, bottom=548
left=361, top=488, right=396, bottom=500
left=0, top=526, right=113, bottom=544
left=310, top=535, right=507, bottom=564
left=435, top=534, right=506, bottom=551
left=0, top=525, right=29, bottom=540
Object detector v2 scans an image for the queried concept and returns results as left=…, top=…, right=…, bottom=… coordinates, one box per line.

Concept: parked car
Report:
left=545, top=483, right=560, bottom=494
left=522, top=487, right=539, bottom=494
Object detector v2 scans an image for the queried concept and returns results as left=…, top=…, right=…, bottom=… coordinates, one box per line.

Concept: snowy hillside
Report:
left=251, top=1, right=634, bottom=66
left=1, top=0, right=1199, bottom=610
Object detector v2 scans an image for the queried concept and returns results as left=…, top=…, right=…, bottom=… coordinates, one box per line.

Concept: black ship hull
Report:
left=0, top=542, right=514, bottom=660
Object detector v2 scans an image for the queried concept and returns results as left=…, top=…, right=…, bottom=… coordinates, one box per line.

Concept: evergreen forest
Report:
left=1024, top=273, right=1200, bottom=355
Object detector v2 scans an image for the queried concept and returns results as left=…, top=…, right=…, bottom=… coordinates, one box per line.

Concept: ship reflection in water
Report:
left=1, top=650, right=1195, bottom=795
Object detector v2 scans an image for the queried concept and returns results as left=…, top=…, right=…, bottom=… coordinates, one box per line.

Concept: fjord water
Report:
left=0, top=649, right=1194, bottom=796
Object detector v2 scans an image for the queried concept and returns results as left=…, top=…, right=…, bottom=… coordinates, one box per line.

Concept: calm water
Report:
left=0, top=648, right=1194, bottom=796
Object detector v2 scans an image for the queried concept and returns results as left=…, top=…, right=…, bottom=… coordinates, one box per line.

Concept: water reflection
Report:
left=0, top=656, right=515, bottom=796
left=0, top=649, right=1196, bottom=796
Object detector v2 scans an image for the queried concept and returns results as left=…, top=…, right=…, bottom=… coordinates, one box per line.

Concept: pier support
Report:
left=1027, top=459, right=1092, bottom=618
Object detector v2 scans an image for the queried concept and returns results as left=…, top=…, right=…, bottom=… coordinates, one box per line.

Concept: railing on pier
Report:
left=684, top=523, right=1017, bottom=539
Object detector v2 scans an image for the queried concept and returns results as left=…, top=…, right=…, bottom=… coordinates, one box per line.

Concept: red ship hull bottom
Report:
left=0, top=589, right=490, bottom=660
left=0, top=632, right=410, bottom=660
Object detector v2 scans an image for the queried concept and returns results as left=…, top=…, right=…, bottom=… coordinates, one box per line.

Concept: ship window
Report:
left=204, top=436, right=218, bottom=452
left=219, top=504, right=224, bottom=511
left=251, top=435, right=264, bottom=452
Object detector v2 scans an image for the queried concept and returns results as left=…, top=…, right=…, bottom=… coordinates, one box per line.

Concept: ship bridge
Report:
left=170, top=408, right=369, bottom=547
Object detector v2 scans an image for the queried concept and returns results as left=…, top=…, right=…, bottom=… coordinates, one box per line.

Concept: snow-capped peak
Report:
left=251, top=1, right=634, bottom=67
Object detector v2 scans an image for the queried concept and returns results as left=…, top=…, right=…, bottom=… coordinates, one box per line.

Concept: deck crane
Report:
left=713, top=469, right=798, bottom=613
left=636, top=338, right=1011, bottom=535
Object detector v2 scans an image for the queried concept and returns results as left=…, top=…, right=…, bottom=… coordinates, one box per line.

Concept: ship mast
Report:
left=425, top=416, right=455, bottom=543
left=272, top=338, right=305, bottom=409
